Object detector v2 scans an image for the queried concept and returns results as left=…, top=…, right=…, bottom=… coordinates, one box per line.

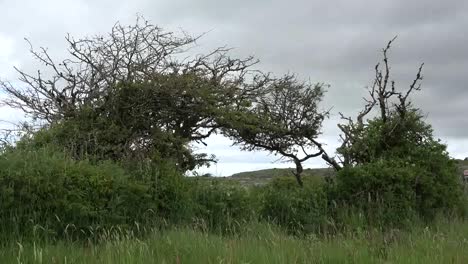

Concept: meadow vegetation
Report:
left=0, top=17, right=466, bottom=263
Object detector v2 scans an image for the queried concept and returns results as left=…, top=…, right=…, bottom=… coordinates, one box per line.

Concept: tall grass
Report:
left=1, top=219, right=468, bottom=264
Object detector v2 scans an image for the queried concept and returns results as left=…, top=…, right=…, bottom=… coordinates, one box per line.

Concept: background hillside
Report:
left=228, top=167, right=334, bottom=186
left=228, top=159, right=468, bottom=186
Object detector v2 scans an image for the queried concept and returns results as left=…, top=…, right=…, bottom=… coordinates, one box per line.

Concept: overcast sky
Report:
left=1, top=0, right=467, bottom=176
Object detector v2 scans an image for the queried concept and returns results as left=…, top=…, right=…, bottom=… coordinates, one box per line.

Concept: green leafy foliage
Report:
left=333, top=39, right=465, bottom=226
left=222, top=75, right=336, bottom=185
left=338, top=110, right=436, bottom=165
left=18, top=76, right=222, bottom=171
left=334, top=160, right=419, bottom=226
left=0, top=27, right=465, bottom=245
left=334, top=111, right=464, bottom=225
left=259, top=177, right=330, bottom=234
left=190, top=179, right=256, bottom=233
left=0, top=144, right=191, bottom=241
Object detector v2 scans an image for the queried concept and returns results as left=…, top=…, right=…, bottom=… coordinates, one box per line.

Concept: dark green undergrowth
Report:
left=0, top=139, right=466, bottom=244
left=0, top=145, right=192, bottom=243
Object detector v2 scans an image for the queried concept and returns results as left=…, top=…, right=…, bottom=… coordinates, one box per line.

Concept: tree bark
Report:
left=292, top=158, right=304, bottom=187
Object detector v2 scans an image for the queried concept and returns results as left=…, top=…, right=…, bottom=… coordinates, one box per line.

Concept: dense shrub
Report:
left=333, top=160, right=419, bottom=227
left=259, top=177, right=330, bottom=234
left=334, top=158, right=464, bottom=227
left=190, top=179, right=256, bottom=234
left=334, top=108, right=465, bottom=227
left=0, top=146, right=190, bottom=241
left=1, top=118, right=465, bottom=242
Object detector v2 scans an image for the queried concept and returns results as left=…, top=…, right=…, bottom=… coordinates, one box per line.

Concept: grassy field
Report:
left=2, top=220, right=468, bottom=264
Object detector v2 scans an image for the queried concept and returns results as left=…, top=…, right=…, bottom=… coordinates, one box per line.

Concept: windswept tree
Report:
left=0, top=16, right=268, bottom=170
left=1, top=16, right=261, bottom=123
left=222, top=75, right=339, bottom=186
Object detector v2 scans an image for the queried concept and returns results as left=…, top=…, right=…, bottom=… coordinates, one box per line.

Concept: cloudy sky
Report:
left=1, top=0, right=467, bottom=175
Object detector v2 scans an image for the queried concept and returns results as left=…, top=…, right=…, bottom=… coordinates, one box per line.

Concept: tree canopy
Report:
left=0, top=17, right=269, bottom=170
left=0, top=17, right=334, bottom=179
left=0, top=19, right=461, bottom=191
left=221, top=75, right=339, bottom=186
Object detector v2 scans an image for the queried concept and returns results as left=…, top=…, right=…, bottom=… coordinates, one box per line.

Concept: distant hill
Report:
left=229, top=167, right=334, bottom=186
left=228, top=160, right=468, bottom=186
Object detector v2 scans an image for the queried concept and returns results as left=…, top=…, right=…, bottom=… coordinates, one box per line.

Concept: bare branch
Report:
left=336, top=37, right=425, bottom=166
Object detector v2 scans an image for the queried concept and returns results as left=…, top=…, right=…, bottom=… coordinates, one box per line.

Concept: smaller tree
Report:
left=337, top=37, right=425, bottom=166
left=334, top=37, right=464, bottom=221
left=222, top=75, right=339, bottom=186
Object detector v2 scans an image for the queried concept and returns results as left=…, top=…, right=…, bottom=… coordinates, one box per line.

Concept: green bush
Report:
left=0, top=146, right=190, bottom=241
left=190, top=179, right=256, bottom=234
left=259, top=177, right=330, bottom=234
left=334, top=108, right=465, bottom=227
left=334, top=158, right=464, bottom=227
left=333, top=160, right=418, bottom=227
